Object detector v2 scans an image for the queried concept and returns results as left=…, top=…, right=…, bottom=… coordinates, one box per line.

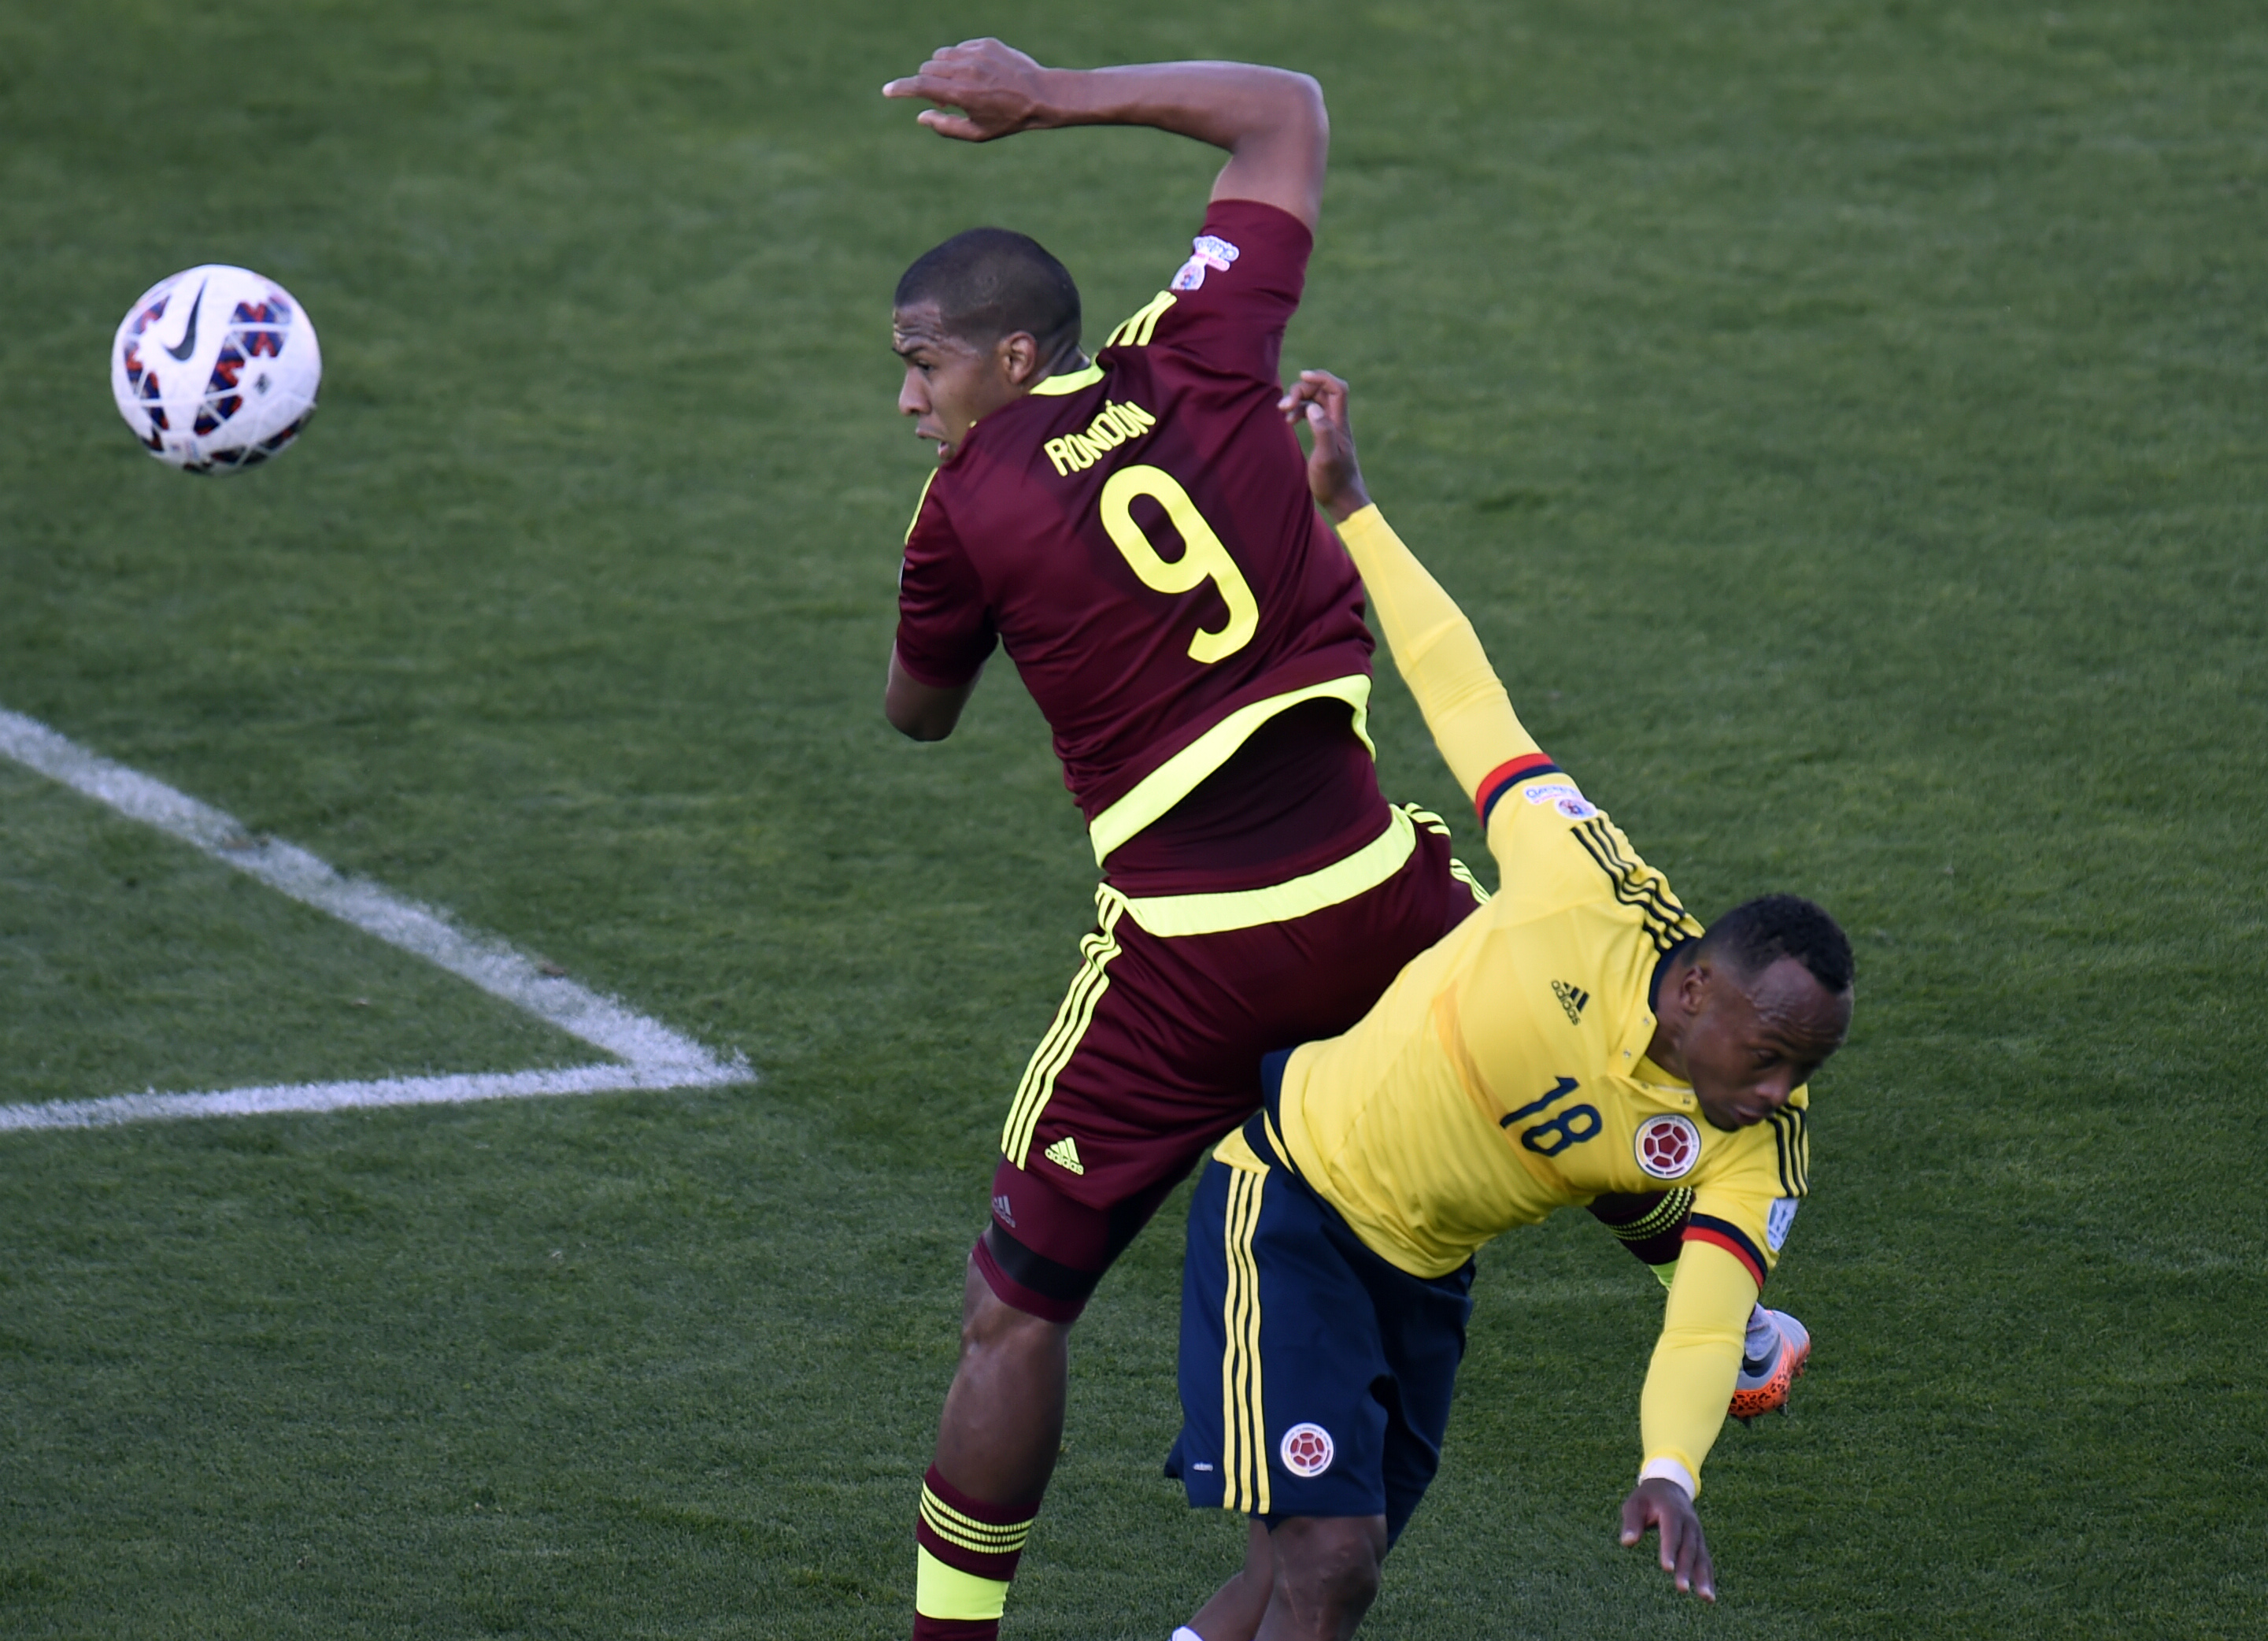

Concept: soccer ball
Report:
left=110, top=265, right=320, bottom=472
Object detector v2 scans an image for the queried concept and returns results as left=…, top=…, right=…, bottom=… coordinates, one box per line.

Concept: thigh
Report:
left=1169, top=1154, right=1397, bottom=1521
left=975, top=1153, right=1190, bottom=1324
left=1005, top=824, right=1485, bottom=1209
left=1349, top=1235, right=1475, bottom=1546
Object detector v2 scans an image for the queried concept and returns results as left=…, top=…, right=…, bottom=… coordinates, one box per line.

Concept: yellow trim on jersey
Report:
left=1107, top=291, right=1176, bottom=347
left=1029, top=362, right=1105, bottom=396
left=1086, top=676, right=1376, bottom=866
left=903, top=467, right=938, bottom=545
left=1220, top=1164, right=1271, bottom=1515
left=1108, top=805, right=1415, bottom=939
left=1001, top=892, right=1127, bottom=1168
left=915, top=1548, right=1010, bottom=1621
left=1214, top=1124, right=1267, bottom=1172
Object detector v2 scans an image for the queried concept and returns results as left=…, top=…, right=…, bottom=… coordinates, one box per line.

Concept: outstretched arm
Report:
left=882, top=40, right=1328, bottom=228
left=1282, top=371, right=1541, bottom=809
left=1611, top=1236, right=1759, bottom=1605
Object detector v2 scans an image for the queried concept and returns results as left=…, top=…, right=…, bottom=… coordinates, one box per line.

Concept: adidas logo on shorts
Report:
left=1043, top=1135, right=1086, bottom=1176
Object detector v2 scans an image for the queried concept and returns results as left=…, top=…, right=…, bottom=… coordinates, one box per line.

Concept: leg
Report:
left=914, top=1164, right=1182, bottom=1639
left=911, top=1260, right=1070, bottom=1639
left=1168, top=1151, right=1404, bottom=1639
left=1256, top=1516, right=1388, bottom=1641
left=934, top=1257, right=1071, bottom=1503
left=1186, top=1517, right=1275, bottom=1641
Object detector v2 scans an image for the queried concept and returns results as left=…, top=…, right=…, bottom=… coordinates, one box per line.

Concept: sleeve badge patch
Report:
left=1171, top=234, right=1241, bottom=291
left=1766, top=1196, right=1801, bottom=1252
left=1633, top=1113, right=1700, bottom=1180
left=1522, top=780, right=1599, bottom=820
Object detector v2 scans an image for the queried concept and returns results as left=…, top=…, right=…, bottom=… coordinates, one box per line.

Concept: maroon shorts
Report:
left=975, top=810, right=1483, bottom=1321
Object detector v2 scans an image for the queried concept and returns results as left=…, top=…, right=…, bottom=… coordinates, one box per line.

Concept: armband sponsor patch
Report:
left=1633, top=1113, right=1700, bottom=1180
left=1522, top=780, right=1598, bottom=820
left=1766, top=1196, right=1800, bottom=1252
left=1171, top=234, right=1240, bottom=291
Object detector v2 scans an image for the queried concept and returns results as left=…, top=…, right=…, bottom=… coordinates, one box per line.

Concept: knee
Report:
left=960, top=1262, right=1069, bottom=1360
left=1270, top=1516, right=1386, bottom=1630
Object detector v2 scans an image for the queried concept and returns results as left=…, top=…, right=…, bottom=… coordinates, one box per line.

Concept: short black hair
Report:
left=896, top=228, right=1082, bottom=355
left=1696, top=894, right=1855, bottom=995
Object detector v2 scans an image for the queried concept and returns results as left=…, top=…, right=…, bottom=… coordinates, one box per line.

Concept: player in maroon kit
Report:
left=879, top=42, right=1482, bottom=1640
left=875, top=43, right=1693, bottom=1641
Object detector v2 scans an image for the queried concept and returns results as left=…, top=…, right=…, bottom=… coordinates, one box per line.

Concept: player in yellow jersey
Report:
left=1161, top=373, right=1855, bottom=1639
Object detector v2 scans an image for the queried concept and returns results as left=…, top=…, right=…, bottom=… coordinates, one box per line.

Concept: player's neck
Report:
left=1643, top=944, right=1698, bottom=1081
left=1030, top=343, right=1090, bottom=388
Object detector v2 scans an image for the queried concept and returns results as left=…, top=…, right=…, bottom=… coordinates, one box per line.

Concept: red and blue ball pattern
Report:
left=110, top=268, right=320, bottom=472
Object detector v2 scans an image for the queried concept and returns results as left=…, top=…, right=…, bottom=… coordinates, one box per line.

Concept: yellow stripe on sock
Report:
left=919, top=1488, right=1030, bottom=1555
left=916, top=1547, right=1010, bottom=1621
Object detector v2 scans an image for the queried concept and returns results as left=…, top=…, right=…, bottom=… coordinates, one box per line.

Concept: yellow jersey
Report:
left=1261, top=782, right=1807, bottom=1290
left=1218, top=504, right=1815, bottom=1495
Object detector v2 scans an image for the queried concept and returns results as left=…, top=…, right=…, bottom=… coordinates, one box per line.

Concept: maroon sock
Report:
left=912, top=1465, right=1039, bottom=1641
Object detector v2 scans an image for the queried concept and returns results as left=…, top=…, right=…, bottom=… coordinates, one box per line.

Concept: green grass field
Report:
left=3, top=2, right=2263, bottom=1635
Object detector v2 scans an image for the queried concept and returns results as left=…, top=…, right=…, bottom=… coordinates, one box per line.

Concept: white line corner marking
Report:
left=0, top=705, right=753, bottom=1133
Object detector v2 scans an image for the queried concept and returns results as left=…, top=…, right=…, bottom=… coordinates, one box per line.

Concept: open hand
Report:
left=1279, top=369, right=1371, bottom=524
left=882, top=39, right=1055, bottom=142
left=1619, top=1478, right=1717, bottom=1602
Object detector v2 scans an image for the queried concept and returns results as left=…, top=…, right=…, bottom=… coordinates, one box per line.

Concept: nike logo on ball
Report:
left=165, top=280, right=207, bottom=361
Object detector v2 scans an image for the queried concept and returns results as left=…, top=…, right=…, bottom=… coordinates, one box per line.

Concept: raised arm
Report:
left=882, top=40, right=1328, bottom=228
left=1284, top=371, right=1541, bottom=809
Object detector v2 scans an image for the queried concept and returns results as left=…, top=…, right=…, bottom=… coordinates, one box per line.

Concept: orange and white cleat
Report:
left=1730, top=1308, right=1810, bottom=1424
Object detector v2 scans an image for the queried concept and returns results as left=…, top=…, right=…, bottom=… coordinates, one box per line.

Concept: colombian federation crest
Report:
left=1633, top=1113, right=1701, bottom=1180
left=1279, top=1422, right=1335, bottom=1478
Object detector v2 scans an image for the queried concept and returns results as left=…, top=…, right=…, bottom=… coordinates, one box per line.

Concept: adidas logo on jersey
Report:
left=1552, top=980, right=1590, bottom=1024
left=1043, top=1135, right=1086, bottom=1176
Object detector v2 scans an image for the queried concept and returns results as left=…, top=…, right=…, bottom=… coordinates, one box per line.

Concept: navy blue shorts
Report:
left=1165, top=1054, right=1475, bottom=1543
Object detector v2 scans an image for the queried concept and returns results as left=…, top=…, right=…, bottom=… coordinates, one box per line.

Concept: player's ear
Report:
left=998, top=330, right=1042, bottom=386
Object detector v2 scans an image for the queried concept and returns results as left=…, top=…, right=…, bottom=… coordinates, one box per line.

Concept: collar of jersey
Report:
left=1630, top=1053, right=1692, bottom=1096
left=1028, top=362, right=1104, bottom=396
left=1613, top=1011, right=1695, bottom=1111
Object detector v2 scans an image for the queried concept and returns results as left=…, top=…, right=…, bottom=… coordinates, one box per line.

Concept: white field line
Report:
left=0, top=1064, right=740, bottom=1134
left=0, top=703, right=753, bottom=1132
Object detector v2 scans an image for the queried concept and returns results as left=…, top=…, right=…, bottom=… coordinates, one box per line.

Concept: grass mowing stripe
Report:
left=0, top=702, right=750, bottom=1100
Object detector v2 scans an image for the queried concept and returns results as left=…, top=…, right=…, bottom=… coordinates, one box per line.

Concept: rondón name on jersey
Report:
left=1044, top=399, right=1156, bottom=476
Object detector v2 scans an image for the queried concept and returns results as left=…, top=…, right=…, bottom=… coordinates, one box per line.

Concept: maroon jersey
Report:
left=896, top=200, right=1382, bottom=893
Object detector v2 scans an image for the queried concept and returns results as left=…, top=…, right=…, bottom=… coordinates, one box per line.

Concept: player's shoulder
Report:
left=1093, top=199, right=1313, bottom=356
left=1683, top=1102, right=1812, bottom=1276
left=1482, top=762, right=1700, bottom=935
left=1683, top=1096, right=1811, bottom=1226
left=1476, top=760, right=1624, bottom=904
left=1189, top=196, right=1314, bottom=267
left=902, top=464, right=952, bottom=543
